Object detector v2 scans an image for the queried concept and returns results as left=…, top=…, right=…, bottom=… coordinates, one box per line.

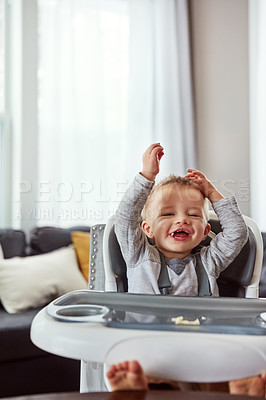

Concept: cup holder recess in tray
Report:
left=46, top=291, right=109, bottom=323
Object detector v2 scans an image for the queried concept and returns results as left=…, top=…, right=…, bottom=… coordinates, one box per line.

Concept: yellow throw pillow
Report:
left=71, top=231, right=90, bottom=282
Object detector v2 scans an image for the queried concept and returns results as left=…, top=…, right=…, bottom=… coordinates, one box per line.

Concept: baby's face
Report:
left=142, top=183, right=210, bottom=260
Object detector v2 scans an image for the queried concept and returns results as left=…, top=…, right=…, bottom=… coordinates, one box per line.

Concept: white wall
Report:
left=190, top=0, right=250, bottom=215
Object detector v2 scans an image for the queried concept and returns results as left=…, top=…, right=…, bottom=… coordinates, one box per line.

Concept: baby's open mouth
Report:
left=170, top=230, right=190, bottom=238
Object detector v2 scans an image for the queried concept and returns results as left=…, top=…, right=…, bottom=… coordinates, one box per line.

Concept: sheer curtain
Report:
left=37, top=0, right=196, bottom=227
left=249, top=0, right=266, bottom=230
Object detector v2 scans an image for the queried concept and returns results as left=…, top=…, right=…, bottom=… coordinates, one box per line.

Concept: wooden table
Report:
left=2, top=391, right=261, bottom=400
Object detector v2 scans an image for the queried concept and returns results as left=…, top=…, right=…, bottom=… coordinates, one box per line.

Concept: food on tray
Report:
left=171, top=316, right=200, bottom=325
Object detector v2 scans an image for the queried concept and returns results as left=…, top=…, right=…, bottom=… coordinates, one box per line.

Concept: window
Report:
left=0, top=0, right=10, bottom=227
left=37, top=0, right=130, bottom=227
left=3, top=0, right=194, bottom=231
left=0, top=0, right=5, bottom=113
left=36, top=0, right=195, bottom=228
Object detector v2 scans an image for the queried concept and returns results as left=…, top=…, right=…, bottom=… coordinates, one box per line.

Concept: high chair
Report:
left=32, top=290, right=266, bottom=391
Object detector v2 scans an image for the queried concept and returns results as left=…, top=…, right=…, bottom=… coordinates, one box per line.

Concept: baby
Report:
left=115, top=143, right=248, bottom=296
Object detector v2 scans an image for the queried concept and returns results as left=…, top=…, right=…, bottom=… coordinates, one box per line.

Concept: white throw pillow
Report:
left=0, top=245, right=87, bottom=313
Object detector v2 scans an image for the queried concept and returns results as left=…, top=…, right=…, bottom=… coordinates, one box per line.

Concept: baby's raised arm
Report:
left=185, top=168, right=223, bottom=203
left=140, top=143, right=164, bottom=182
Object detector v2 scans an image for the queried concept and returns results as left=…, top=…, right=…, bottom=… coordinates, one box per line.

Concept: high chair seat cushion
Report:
left=104, top=218, right=258, bottom=297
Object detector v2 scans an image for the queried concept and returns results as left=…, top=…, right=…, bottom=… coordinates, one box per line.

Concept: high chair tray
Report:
left=46, top=290, right=266, bottom=335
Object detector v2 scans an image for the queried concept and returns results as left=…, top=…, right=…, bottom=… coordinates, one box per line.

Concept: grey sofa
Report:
left=0, top=225, right=90, bottom=398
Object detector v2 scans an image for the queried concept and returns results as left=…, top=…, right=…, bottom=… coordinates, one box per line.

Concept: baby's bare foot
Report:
left=229, top=374, right=266, bottom=397
left=106, top=360, right=149, bottom=392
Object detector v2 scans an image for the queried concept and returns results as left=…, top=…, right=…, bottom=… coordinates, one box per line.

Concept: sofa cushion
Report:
left=0, top=305, right=46, bottom=362
left=0, top=246, right=87, bottom=313
left=0, top=229, right=27, bottom=258
left=29, top=226, right=90, bottom=255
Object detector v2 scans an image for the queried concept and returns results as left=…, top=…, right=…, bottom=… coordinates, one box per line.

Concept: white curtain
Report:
left=37, top=0, right=196, bottom=227
left=249, top=0, right=266, bottom=230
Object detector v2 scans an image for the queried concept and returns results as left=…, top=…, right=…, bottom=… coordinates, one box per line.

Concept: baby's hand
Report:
left=141, top=143, right=164, bottom=181
left=185, top=168, right=223, bottom=203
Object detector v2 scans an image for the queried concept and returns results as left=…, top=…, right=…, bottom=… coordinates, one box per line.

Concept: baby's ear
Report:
left=142, top=221, right=154, bottom=239
left=203, top=223, right=211, bottom=239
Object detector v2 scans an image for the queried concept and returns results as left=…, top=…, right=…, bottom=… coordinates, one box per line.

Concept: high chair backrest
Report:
left=89, top=213, right=263, bottom=298
left=208, top=211, right=263, bottom=298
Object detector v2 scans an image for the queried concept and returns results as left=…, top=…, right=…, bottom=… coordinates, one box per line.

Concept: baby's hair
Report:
left=141, top=174, right=209, bottom=221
